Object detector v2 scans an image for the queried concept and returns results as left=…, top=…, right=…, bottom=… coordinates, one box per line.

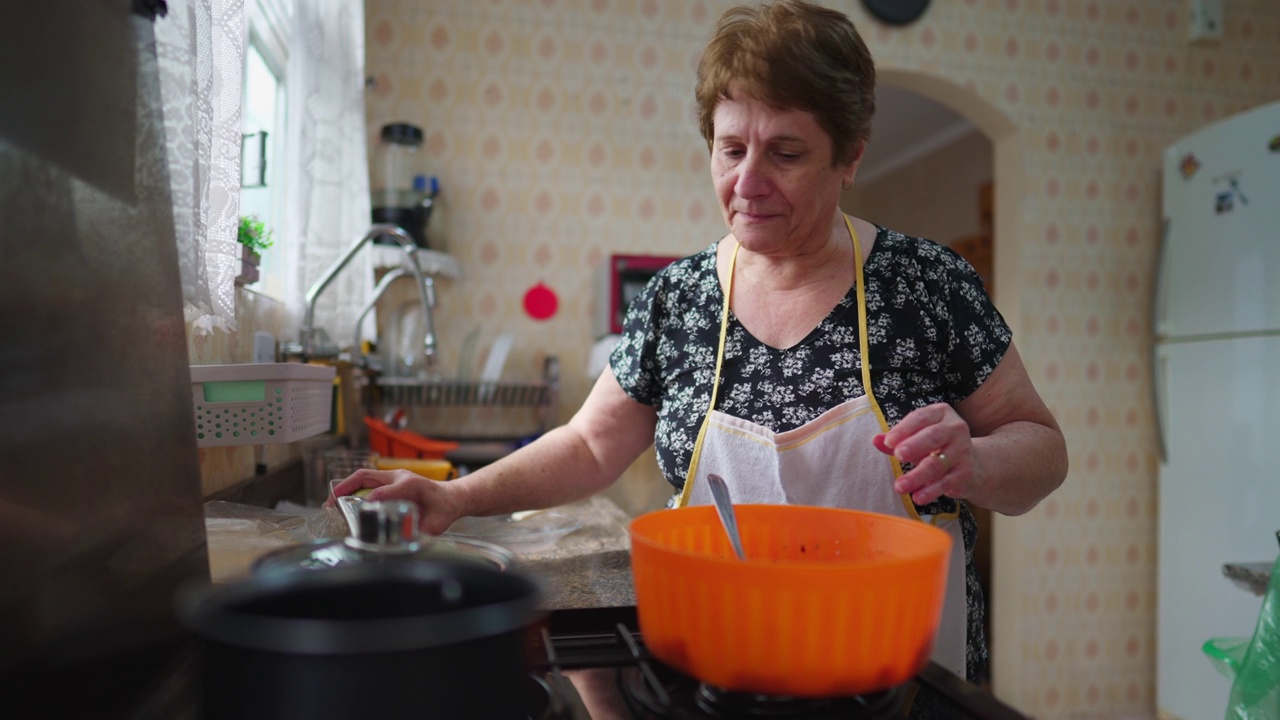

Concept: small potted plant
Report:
left=236, top=215, right=274, bottom=285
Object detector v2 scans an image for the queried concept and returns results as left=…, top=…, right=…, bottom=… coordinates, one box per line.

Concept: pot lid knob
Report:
left=349, top=500, right=421, bottom=553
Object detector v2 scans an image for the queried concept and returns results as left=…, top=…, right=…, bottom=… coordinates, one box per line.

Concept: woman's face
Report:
left=711, top=93, right=857, bottom=256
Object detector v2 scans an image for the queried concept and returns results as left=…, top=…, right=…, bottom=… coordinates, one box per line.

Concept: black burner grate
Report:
left=614, top=627, right=906, bottom=720
left=534, top=608, right=1030, bottom=720
left=533, top=622, right=906, bottom=719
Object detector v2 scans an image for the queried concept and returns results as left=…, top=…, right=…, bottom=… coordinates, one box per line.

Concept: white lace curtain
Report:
left=156, top=0, right=246, bottom=334
left=281, top=0, right=373, bottom=346
left=157, top=0, right=371, bottom=340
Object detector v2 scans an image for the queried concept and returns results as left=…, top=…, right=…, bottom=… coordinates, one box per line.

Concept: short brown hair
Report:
left=695, top=0, right=876, bottom=166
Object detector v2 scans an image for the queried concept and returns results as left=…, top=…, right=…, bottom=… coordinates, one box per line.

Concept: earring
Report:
left=842, top=179, right=852, bottom=191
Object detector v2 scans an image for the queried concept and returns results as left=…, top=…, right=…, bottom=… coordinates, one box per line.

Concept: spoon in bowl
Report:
left=707, top=473, right=746, bottom=561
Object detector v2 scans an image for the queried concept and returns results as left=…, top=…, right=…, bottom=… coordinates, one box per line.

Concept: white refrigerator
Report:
left=1155, top=99, right=1280, bottom=720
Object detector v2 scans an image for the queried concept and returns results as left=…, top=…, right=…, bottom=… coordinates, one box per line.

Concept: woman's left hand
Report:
left=873, top=402, right=979, bottom=505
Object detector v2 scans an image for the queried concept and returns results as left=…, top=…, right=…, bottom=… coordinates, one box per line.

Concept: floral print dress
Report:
left=609, top=225, right=1012, bottom=684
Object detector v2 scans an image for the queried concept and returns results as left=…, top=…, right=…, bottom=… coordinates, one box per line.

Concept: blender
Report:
left=371, top=122, right=438, bottom=248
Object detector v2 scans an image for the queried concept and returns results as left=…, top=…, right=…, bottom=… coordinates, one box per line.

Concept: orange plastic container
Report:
left=363, top=416, right=459, bottom=460
left=629, top=504, right=952, bottom=697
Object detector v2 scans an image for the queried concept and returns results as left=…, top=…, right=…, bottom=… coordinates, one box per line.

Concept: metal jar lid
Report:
left=350, top=499, right=423, bottom=553
left=379, top=122, right=424, bottom=147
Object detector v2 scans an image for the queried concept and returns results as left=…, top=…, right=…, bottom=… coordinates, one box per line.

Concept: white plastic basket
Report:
left=190, top=363, right=336, bottom=447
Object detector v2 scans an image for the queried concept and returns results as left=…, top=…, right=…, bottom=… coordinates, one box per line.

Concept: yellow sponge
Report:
left=372, top=456, right=456, bottom=481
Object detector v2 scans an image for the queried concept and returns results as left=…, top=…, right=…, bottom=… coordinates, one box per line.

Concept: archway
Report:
left=873, top=69, right=1022, bottom=323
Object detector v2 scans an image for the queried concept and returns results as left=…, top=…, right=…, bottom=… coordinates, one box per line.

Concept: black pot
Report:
left=178, top=561, right=546, bottom=720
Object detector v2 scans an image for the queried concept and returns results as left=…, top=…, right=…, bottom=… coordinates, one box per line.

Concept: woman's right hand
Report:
left=327, top=468, right=463, bottom=536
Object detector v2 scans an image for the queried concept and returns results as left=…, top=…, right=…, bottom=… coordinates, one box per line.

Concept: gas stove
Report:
left=525, top=606, right=1031, bottom=720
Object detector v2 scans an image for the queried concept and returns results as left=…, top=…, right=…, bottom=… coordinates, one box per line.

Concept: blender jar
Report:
left=371, top=122, right=431, bottom=247
left=372, top=122, right=422, bottom=207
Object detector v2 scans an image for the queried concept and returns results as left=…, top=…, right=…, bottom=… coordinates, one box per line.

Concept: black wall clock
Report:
left=862, top=0, right=931, bottom=26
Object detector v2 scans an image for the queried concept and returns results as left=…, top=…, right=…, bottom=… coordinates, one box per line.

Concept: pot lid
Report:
left=254, top=500, right=515, bottom=575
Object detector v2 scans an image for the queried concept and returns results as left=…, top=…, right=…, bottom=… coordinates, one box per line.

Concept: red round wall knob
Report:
left=523, top=282, right=558, bottom=321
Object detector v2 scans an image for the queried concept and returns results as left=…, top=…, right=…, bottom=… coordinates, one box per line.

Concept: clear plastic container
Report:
left=445, top=512, right=583, bottom=555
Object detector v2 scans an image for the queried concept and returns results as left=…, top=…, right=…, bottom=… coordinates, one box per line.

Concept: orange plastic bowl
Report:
left=629, top=504, right=952, bottom=697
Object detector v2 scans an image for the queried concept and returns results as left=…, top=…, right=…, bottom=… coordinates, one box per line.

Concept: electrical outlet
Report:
left=1188, top=0, right=1223, bottom=43
left=253, top=332, right=276, bottom=363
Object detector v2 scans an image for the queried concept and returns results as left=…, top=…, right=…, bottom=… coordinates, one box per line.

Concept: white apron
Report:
left=676, top=216, right=969, bottom=679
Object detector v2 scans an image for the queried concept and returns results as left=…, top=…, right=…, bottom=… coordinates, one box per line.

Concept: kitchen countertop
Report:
left=203, top=493, right=640, bottom=610
left=499, top=494, right=638, bottom=610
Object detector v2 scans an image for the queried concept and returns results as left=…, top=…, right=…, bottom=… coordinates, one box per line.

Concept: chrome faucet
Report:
left=296, top=224, right=437, bottom=367
left=351, top=266, right=411, bottom=366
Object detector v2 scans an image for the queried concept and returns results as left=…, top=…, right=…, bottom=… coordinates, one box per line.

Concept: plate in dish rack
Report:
left=445, top=512, right=582, bottom=554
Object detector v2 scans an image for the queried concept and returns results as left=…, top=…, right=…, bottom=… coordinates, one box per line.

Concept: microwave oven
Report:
left=594, top=254, right=680, bottom=339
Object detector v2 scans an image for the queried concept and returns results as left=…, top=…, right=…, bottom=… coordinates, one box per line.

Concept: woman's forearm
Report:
left=966, top=420, right=1067, bottom=516
left=448, top=424, right=628, bottom=518
left=448, top=366, right=659, bottom=519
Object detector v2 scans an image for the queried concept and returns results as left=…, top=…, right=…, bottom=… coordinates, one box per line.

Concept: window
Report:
left=239, top=0, right=290, bottom=299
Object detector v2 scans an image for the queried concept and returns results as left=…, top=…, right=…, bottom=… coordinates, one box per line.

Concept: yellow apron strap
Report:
left=851, top=215, right=886, bottom=437
left=844, top=216, right=958, bottom=525
left=677, top=242, right=739, bottom=508
left=843, top=217, right=919, bottom=520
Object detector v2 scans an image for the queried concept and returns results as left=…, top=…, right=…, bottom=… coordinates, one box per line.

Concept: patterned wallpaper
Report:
left=363, top=0, right=1280, bottom=716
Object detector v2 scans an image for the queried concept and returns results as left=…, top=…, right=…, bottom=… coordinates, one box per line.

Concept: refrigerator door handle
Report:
left=1153, top=347, right=1167, bottom=463
left=1153, top=216, right=1172, bottom=338
left=1151, top=216, right=1171, bottom=463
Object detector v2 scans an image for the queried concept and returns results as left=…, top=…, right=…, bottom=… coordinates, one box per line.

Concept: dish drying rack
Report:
left=360, top=357, right=560, bottom=442
left=369, top=377, right=554, bottom=408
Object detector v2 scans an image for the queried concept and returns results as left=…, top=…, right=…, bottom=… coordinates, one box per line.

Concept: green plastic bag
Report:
left=1204, top=551, right=1280, bottom=720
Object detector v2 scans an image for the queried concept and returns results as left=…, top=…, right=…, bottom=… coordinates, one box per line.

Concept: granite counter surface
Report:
left=203, top=493, right=641, bottom=609
left=501, top=494, right=638, bottom=610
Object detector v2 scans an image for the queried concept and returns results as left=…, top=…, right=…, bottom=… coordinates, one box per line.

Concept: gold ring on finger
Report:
left=931, top=450, right=950, bottom=473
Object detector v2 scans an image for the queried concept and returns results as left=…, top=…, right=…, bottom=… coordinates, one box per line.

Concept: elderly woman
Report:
left=334, top=0, right=1066, bottom=702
